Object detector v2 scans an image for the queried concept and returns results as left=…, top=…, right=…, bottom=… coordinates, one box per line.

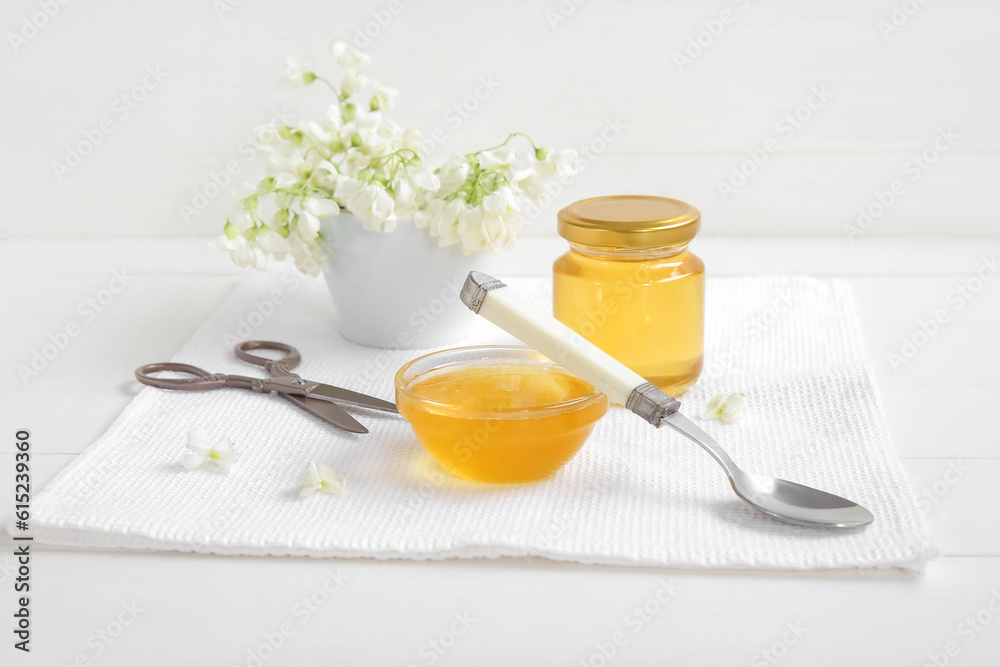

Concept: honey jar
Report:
left=553, top=195, right=704, bottom=396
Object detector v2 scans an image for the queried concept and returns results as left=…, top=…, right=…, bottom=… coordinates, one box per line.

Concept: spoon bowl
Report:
left=663, top=412, right=874, bottom=528
left=736, top=474, right=874, bottom=528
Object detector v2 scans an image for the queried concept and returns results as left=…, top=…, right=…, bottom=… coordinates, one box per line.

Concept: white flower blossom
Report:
left=697, top=393, right=745, bottom=424
left=298, top=462, right=346, bottom=497
left=302, top=197, right=339, bottom=218
left=278, top=56, right=314, bottom=92
left=456, top=188, right=521, bottom=254
left=287, top=235, right=326, bottom=276
left=435, top=155, right=471, bottom=192
left=334, top=178, right=396, bottom=231
left=251, top=125, right=282, bottom=150
left=414, top=198, right=465, bottom=247
left=477, top=144, right=517, bottom=169
left=340, top=71, right=369, bottom=97
left=210, top=234, right=267, bottom=269
left=370, top=83, right=397, bottom=111
left=296, top=210, right=322, bottom=241
left=255, top=229, right=290, bottom=260
left=537, top=148, right=577, bottom=179
left=228, top=208, right=255, bottom=232
left=331, top=40, right=371, bottom=72
left=406, top=166, right=440, bottom=192
left=217, top=46, right=578, bottom=273
left=182, top=427, right=239, bottom=473
left=304, top=121, right=334, bottom=145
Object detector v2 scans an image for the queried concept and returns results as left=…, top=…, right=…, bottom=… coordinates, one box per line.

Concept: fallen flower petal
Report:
left=298, top=462, right=346, bottom=498
left=697, top=393, right=745, bottom=424
left=182, top=428, right=239, bottom=473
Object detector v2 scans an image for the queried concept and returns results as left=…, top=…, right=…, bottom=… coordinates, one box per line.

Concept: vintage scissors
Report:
left=134, top=340, right=397, bottom=434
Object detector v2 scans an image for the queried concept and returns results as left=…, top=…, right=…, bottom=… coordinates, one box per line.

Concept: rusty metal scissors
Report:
left=134, top=340, right=397, bottom=434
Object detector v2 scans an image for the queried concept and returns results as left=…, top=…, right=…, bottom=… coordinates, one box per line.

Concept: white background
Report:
left=2, top=1, right=1000, bottom=666
left=2, top=0, right=997, bottom=240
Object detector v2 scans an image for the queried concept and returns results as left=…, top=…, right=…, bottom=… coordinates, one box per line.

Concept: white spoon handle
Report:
left=460, top=272, right=680, bottom=425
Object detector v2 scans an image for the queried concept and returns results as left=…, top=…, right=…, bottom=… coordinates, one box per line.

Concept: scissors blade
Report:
left=280, top=393, right=369, bottom=434
left=265, top=377, right=398, bottom=414
left=302, top=383, right=398, bottom=413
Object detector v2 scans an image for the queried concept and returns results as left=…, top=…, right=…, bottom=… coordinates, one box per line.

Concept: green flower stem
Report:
left=312, top=75, right=340, bottom=96
left=444, top=168, right=511, bottom=206
left=226, top=185, right=336, bottom=229
left=468, top=132, right=539, bottom=157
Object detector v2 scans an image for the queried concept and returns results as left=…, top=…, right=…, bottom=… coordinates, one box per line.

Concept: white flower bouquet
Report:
left=214, top=40, right=577, bottom=275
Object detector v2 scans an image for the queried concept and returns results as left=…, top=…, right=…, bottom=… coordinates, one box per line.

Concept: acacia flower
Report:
left=298, top=462, right=346, bottom=498
left=217, top=44, right=578, bottom=270
left=278, top=56, right=315, bottom=92
left=697, top=393, right=746, bottom=424
left=182, top=427, right=239, bottom=473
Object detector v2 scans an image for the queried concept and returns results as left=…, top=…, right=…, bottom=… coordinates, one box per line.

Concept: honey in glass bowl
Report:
left=395, top=346, right=609, bottom=484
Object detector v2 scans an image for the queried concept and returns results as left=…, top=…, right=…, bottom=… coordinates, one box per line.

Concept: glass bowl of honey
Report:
left=395, top=345, right=609, bottom=484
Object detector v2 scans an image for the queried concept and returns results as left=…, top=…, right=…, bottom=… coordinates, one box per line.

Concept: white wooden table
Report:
left=2, top=236, right=998, bottom=666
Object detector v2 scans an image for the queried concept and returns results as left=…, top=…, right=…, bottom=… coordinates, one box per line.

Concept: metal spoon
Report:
left=661, top=411, right=873, bottom=527
left=460, top=271, right=874, bottom=529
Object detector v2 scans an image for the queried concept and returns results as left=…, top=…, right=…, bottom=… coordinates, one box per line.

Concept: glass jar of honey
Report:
left=553, top=195, right=704, bottom=396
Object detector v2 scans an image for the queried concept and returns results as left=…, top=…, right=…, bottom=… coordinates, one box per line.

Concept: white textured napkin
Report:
left=18, top=271, right=937, bottom=571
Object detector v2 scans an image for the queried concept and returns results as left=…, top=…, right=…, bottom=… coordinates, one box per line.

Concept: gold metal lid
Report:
left=557, top=195, right=701, bottom=249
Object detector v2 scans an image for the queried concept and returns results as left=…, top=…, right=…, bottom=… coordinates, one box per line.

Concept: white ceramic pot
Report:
left=320, top=215, right=493, bottom=348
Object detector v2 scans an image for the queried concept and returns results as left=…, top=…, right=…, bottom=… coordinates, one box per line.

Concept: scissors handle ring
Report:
left=135, top=363, right=293, bottom=395
left=134, top=362, right=230, bottom=391
left=234, top=340, right=302, bottom=376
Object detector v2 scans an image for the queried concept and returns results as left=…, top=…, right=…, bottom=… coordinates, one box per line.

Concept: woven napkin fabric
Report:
left=17, top=271, right=937, bottom=571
